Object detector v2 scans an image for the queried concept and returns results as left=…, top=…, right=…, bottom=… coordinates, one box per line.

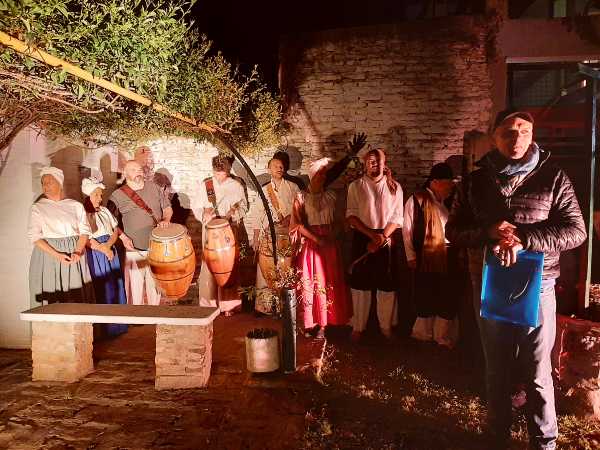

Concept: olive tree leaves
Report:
left=0, top=0, right=283, bottom=153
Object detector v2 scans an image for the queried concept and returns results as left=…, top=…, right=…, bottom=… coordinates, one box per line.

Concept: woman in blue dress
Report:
left=82, top=177, right=128, bottom=337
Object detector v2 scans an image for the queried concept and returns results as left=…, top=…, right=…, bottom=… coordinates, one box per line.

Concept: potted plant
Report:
left=245, top=327, right=280, bottom=373
left=270, top=266, right=301, bottom=373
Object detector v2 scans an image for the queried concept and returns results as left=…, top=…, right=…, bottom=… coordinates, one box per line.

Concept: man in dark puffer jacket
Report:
left=446, top=109, right=586, bottom=450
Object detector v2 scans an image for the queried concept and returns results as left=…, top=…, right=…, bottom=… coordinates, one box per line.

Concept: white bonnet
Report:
left=40, top=166, right=64, bottom=186
left=81, top=177, right=106, bottom=196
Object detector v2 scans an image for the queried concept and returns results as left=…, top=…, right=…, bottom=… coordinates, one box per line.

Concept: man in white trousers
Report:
left=346, top=148, right=404, bottom=341
left=108, top=160, right=172, bottom=305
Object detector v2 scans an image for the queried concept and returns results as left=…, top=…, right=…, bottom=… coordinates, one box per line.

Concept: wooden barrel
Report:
left=148, top=223, right=196, bottom=300
left=258, top=227, right=295, bottom=288
left=203, top=218, right=238, bottom=287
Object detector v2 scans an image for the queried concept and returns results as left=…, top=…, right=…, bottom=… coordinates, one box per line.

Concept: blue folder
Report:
left=480, top=248, right=544, bottom=328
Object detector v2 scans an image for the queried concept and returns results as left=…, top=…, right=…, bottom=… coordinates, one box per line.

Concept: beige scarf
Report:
left=415, top=191, right=447, bottom=273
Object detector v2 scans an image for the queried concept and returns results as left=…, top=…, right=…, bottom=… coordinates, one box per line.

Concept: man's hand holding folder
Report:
left=488, top=220, right=524, bottom=267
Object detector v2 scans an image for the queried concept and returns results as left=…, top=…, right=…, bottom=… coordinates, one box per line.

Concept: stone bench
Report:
left=20, top=303, right=219, bottom=390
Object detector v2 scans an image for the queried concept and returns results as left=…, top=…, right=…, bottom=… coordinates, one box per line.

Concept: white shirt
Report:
left=194, top=176, right=248, bottom=223
left=28, top=198, right=91, bottom=244
left=259, top=178, right=300, bottom=227
left=90, top=206, right=119, bottom=239
left=301, top=190, right=336, bottom=226
left=346, top=175, right=403, bottom=229
left=402, top=188, right=449, bottom=262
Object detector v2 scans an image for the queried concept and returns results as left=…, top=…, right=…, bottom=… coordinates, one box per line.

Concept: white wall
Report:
left=0, top=128, right=48, bottom=348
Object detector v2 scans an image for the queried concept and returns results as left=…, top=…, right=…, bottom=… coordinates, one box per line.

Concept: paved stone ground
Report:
left=0, top=304, right=325, bottom=450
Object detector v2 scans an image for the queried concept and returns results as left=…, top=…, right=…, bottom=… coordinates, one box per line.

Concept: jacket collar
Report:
left=476, top=143, right=550, bottom=173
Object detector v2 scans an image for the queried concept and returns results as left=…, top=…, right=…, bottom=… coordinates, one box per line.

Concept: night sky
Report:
left=191, top=1, right=486, bottom=89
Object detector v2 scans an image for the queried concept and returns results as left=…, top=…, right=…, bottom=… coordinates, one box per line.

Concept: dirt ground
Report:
left=303, top=328, right=600, bottom=450
left=1, top=313, right=600, bottom=450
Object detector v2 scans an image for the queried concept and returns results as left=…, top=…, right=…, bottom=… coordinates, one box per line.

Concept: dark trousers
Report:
left=477, top=288, right=558, bottom=450
left=349, top=229, right=404, bottom=292
left=414, top=246, right=461, bottom=320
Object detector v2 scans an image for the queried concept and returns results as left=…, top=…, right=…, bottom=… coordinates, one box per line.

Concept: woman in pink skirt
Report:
left=290, top=158, right=351, bottom=338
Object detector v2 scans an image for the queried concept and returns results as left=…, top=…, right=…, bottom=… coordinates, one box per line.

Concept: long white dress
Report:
left=28, top=198, right=94, bottom=305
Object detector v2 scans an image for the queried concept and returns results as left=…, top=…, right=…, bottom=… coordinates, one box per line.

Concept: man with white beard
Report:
left=108, top=160, right=173, bottom=305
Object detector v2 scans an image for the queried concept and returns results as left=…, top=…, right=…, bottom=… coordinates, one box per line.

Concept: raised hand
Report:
left=348, top=132, right=367, bottom=155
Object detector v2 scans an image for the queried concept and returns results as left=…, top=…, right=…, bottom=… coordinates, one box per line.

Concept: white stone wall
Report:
left=138, top=136, right=285, bottom=234
left=0, top=128, right=44, bottom=348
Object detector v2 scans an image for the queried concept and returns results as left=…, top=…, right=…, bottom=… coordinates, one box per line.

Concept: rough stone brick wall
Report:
left=133, top=15, right=494, bottom=249
left=280, top=16, right=494, bottom=195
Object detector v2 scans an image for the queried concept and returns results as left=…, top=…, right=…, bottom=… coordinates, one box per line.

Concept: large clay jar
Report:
left=148, top=223, right=196, bottom=300
left=258, top=227, right=294, bottom=288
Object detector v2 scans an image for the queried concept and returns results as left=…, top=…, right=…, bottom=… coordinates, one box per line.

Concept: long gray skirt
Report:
left=29, top=236, right=96, bottom=305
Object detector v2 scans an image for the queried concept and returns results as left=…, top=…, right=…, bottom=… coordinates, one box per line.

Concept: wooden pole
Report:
left=214, top=133, right=278, bottom=266
left=578, top=63, right=599, bottom=315
left=0, top=31, right=218, bottom=133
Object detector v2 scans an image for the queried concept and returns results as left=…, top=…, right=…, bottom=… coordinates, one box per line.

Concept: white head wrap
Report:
left=40, top=166, right=64, bottom=186
left=307, top=157, right=331, bottom=180
left=357, top=147, right=385, bottom=162
left=81, top=177, right=106, bottom=197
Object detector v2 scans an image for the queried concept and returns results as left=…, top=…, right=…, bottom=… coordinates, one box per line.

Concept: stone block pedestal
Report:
left=553, top=314, right=600, bottom=419
left=155, top=323, right=213, bottom=390
left=31, top=322, right=94, bottom=382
